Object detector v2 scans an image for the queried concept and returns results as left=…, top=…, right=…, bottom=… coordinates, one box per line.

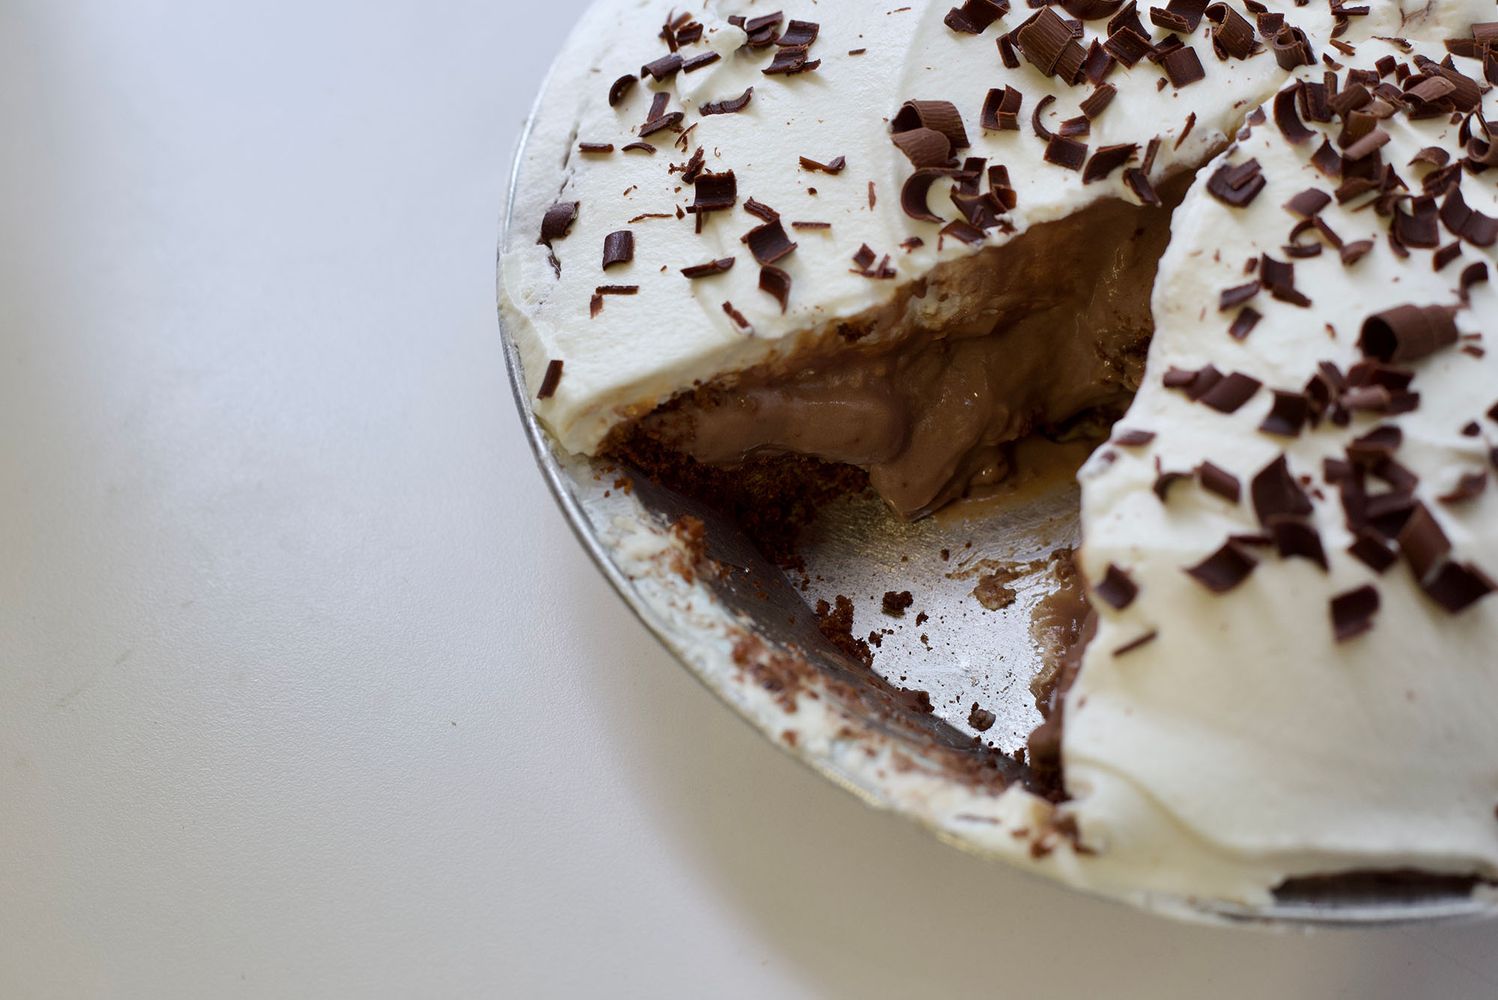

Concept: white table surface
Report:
left=3, top=3, right=1497, bottom=997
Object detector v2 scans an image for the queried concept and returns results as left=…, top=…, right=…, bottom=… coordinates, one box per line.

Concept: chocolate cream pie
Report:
left=503, top=0, right=1498, bottom=903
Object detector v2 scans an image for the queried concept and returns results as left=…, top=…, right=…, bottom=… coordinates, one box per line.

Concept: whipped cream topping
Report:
left=503, top=0, right=1498, bottom=903
left=502, top=0, right=1327, bottom=454
left=1067, top=2, right=1498, bottom=884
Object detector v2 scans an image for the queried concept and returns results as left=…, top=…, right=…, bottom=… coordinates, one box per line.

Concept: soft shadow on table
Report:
left=564, top=552, right=1498, bottom=999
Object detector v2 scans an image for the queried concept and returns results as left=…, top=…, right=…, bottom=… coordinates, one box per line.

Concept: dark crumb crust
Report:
left=609, top=420, right=871, bottom=568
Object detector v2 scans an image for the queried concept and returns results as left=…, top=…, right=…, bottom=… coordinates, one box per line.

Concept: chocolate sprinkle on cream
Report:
left=701, top=89, right=754, bottom=116
left=743, top=219, right=798, bottom=265
left=1260, top=390, right=1309, bottom=437
left=1186, top=541, right=1259, bottom=593
left=945, top=0, right=1009, bottom=34
left=681, top=257, right=735, bottom=279
left=759, top=265, right=792, bottom=312
left=1359, top=305, right=1459, bottom=364
left=1114, top=429, right=1157, bottom=447
left=1084, top=143, right=1138, bottom=183
left=1198, top=371, right=1263, bottom=413
left=1045, top=136, right=1089, bottom=172
left=1207, top=159, right=1267, bottom=207
left=601, top=230, right=634, bottom=270
left=1198, top=462, right=1242, bottom=503
left=536, top=359, right=563, bottom=400
left=538, top=201, right=580, bottom=246
left=608, top=74, right=636, bottom=107
left=892, top=100, right=971, bottom=150
left=1331, top=586, right=1380, bottom=642
left=1113, top=630, right=1160, bottom=657
left=1096, top=564, right=1140, bottom=610
left=982, top=86, right=1024, bottom=132
left=799, top=155, right=847, bottom=174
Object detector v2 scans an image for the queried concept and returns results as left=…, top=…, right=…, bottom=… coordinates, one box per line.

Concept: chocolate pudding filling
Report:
left=629, top=172, right=1190, bottom=517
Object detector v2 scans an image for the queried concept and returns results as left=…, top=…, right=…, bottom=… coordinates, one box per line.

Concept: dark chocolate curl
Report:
left=1359, top=305, right=1460, bottom=363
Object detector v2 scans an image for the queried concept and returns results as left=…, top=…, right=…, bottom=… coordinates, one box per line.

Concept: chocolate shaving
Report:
left=1398, top=503, right=1451, bottom=583
left=1114, top=429, right=1157, bottom=447
left=701, top=89, right=755, bottom=116
left=1081, top=84, right=1117, bottom=120
left=893, top=128, right=954, bottom=168
left=1219, top=282, right=1260, bottom=311
left=743, top=220, right=798, bottom=265
left=1095, top=564, right=1140, bottom=610
left=688, top=171, right=738, bottom=216
left=1441, top=187, right=1498, bottom=248
left=777, top=19, right=820, bottom=47
left=1252, top=454, right=1313, bottom=525
left=536, top=359, right=563, bottom=400
left=759, top=265, right=792, bottom=312
left=1017, top=8, right=1088, bottom=82
left=744, top=198, right=779, bottom=222
left=892, top=101, right=970, bottom=149
left=1113, top=630, right=1159, bottom=657
left=681, top=257, right=735, bottom=279
left=538, top=202, right=579, bottom=246
left=1260, top=390, right=1309, bottom=437
left=601, top=230, right=633, bottom=270
left=1198, top=462, right=1242, bottom=502
left=983, top=86, right=1024, bottom=131
left=1260, top=255, right=1311, bottom=307
left=1162, top=46, right=1205, bottom=87
left=1274, top=85, right=1315, bottom=144
left=764, top=46, right=820, bottom=76
left=1199, top=371, right=1262, bottom=413
left=1185, top=541, right=1259, bottom=593
left=1330, top=586, right=1380, bottom=641
left=1044, top=136, right=1089, bottom=172
left=1272, top=519, right=1328, bottom=571
left=1104, top=26, right=1153, bottom=68
left=641, top=54, right=684, bottom=82
left=1285, top=188, right=1332, bottom=217
left=901, top=168, right=960, bottom=223
left=1124, top=168, right=1159, bottom=206
left=1207, top=159, right=1266, bottom=208
left=721, top=301, right=752, bottom=331
left=1359, top=304, right=1459, bottom=363
left=1206, top=3, right=1256, bottom=60
left=1229, top=307, right=1262, bottom=340
left=1083, top=143, right=1137, bottom=183
left=940, top=220, right=988, bottom=247
left=578, top=143, right=615, bottom=155
left=799, top=155, right=847, bottom=174
left=1440, top=471, right=1488, bottom=505
left=1348, top=530, right=1398, bottom=574
left=1423, top=562, right=1498, bottom=614
left=945, top=0, right=1009, bottom=33
left=622, top=142, right=657, bottom=155
left=609, top=75, right=637, bottom=107
left=1272, top=24, right=1315, bottom=69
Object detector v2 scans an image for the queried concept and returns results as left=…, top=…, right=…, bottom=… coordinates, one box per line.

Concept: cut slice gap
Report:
left=606, top=170, right=1200, bottom=790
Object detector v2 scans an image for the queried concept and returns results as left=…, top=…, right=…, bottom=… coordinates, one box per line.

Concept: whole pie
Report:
left=502, top=0, right=1498, bottom=905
